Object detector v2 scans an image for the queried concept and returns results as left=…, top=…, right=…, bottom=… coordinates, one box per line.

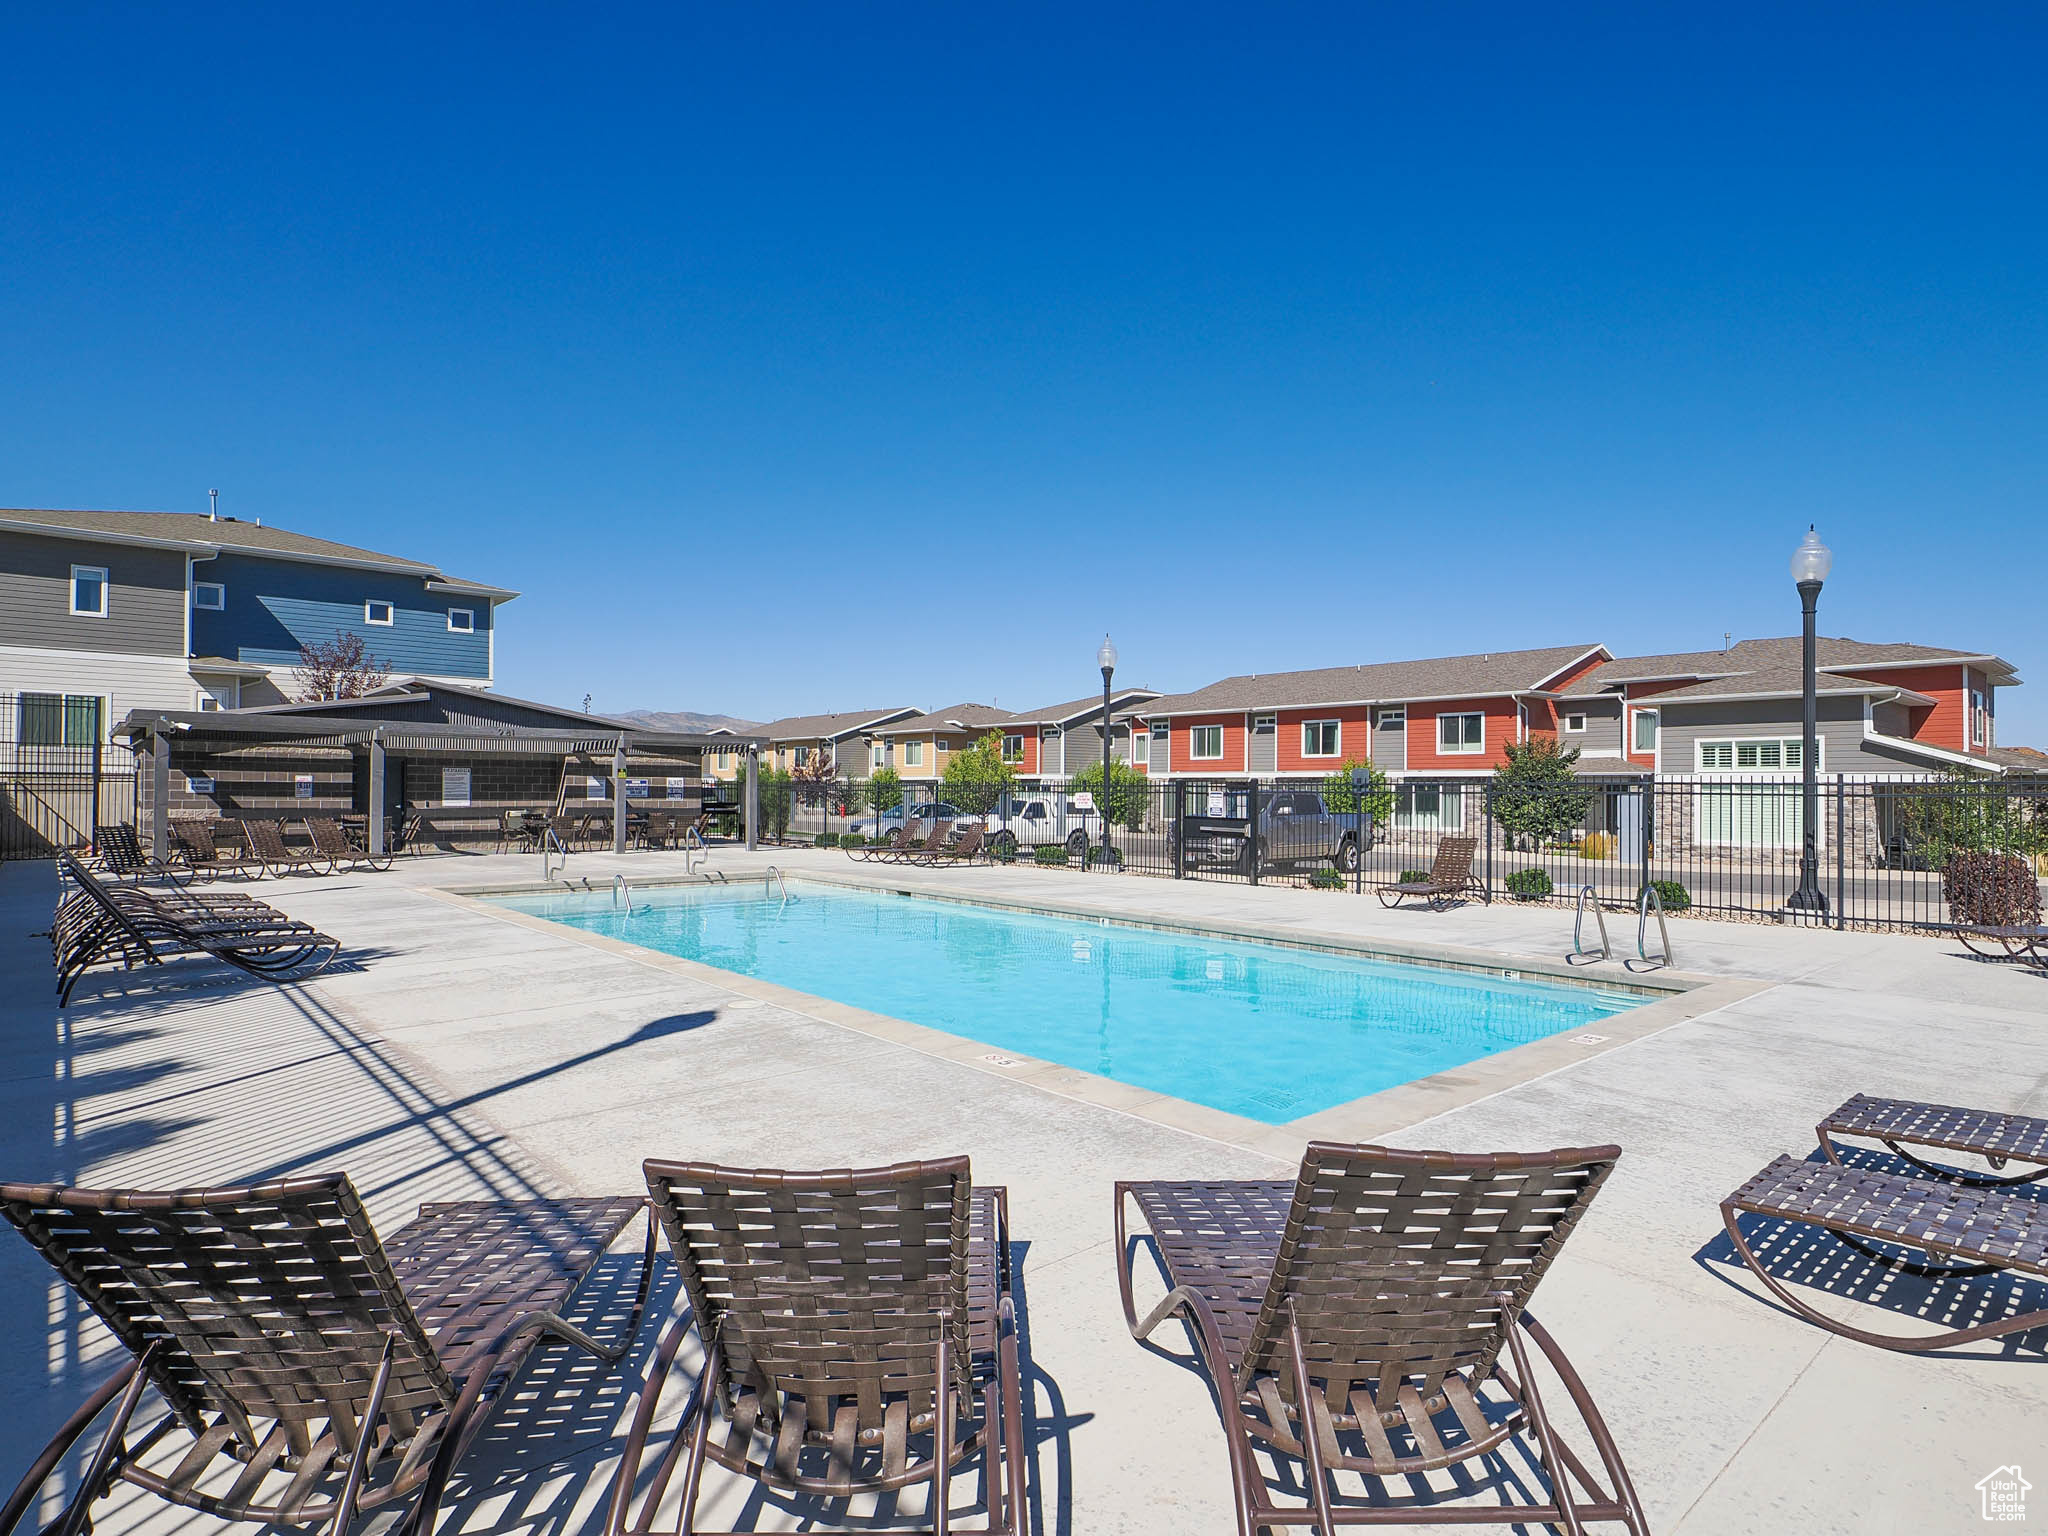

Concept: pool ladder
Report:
left=764, top=865, right=790, bottom=910
left=682, top=823, right=708, bottom=875
left=540, top=827, right=569, bottom=883
left=613, top=874, right=634, bottom=915
left=1567, top=886, right=1611, bottom=965
left=1629, top=883, right=1675, bottom=972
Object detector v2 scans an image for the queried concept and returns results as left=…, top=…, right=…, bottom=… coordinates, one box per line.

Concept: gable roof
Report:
left=0, top=507, right=517, bottom=598
left=1129, top=645, right=1607, bottom=716
left=254, top=678, right=642, bottom=732
left=759, top=706, right=921, bottom=742
left=1637, top=664, right=1935, bottom=706
left=1001, top=687, right=1162, bottom=727
left=1562, top=636, right=2020, bottom=697
left=869, top=703, right=1012, bottom=736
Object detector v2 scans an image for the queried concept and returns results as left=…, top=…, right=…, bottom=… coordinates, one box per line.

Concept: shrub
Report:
left=991, top=841, right=1016, bottom=864
left=1070, top=760, right=1149, bottom=829
left=1577, top=832, right=1615, bottom=861
left=864, top=768, right=904, bottom=816
left=1322, top=758, right=1394, bottom=831
left=1308, top=869, right=1344, bottom=890
left=1644, top=880, right=1691, bottom=911
left=1490, top=739, right=1592, bottom=851
left=1086, top=845, right=1122, bottom=869
left=839, top=832, right=867, bottom=849
left=1033, top=843, right=1068, bottom=866
left=942, top=733, right=1016, bottom=817
left=1504, top=867, right=1554, bottom=900
left=815, top=831, right=839, bottom=848
left=1398, top=869, right=1431, bottom=885
left=1942, top=850, right=2042, bottom=928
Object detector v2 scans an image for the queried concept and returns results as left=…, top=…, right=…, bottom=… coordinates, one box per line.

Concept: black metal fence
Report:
left=763, top=768, right=2048, bottom=935
left=0, top=693, right=137, bottom=860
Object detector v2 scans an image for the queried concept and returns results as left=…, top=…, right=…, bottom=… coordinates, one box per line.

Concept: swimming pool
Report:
left=493, top=882, right=1644, bottom=1124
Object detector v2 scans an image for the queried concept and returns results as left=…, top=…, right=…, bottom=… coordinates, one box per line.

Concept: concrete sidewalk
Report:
left=2, top=847, right=2043, bottom=1534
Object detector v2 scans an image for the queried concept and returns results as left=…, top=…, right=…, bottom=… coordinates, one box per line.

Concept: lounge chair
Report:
left=169, top=816, right=266, bottom=880
left=51, top=853, right=339, bottom=1004
left=1376, top=835, right=1481, bottom=910
left=243, top=816, right=334, bottom=877
left=927, top=824, right=987, bottom=865
left=1116, top=1140, right=1647, bottom=1532
left=1957, top=923, right=2047, bottom=965
left=610, top=1156, right=1024, bottom=1536
left=848, top=824, right=916, bottom=862
left=897, top=819, right=954, bottom=863
left=0, top=1172, right=651, bottom=1536
left=91, top=823, right=191, bottom=887
left=305, top=814, right=397, bottom=873
left=1817, top=1093, right=2048, bottom=1187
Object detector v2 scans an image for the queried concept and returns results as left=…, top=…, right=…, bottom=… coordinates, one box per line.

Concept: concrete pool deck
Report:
left=3, top=845, right=2044, bottom=1534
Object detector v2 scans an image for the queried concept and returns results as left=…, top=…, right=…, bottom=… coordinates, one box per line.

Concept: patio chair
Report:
left=496, top=807, right=531, bottom=853
left=91, top=823, right=191, bottom=887
left=643, top=811, right=674, bottom=850
left=610, top=1156, right=1023, bottom=1536
left=848, top=825, right=915, bottom=863
left=51, top=853, right=339, bottom=1004
left=927, top=824, right=987, bottom=866
left=0, top=1172, right=651, bottom=1536
left=1115, top=1140, right=1647, bottom=1533
left=169, top=816, right=267, bottom=881
left=304, top=815, right=397, bottom=873
left=894, top=819, right=954, bottom=865
left=242, top=817, right=335, bottom=877
left=1376, top=836, right=1481, bottom=910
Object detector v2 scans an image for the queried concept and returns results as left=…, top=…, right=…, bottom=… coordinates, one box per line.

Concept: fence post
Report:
left=1483, top=780, right=1495, bottom=902
left=1353, top=801, right=1364, bottom=897
left=1172, top=780, right=1185, bottom=878
left=89, top=731, right=103, bottom=852
left=149, top=724, right=170, bottom=864
left=1843, top=774, right=1859, bottom=933
left=1247, top=779, right=1260, bottom=886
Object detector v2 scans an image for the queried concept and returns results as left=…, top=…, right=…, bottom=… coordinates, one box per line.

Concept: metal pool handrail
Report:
left=540, top=827, right=569, bottom=882
left=682, top=824, right=707, bottom=875
left=763, top=866, right=789, bottom=909
left=613, top=873, right=633, bottom=914
left=1629, top=883, right=1675, bottom=972
left=1567, top=884, right=1611, bottom=966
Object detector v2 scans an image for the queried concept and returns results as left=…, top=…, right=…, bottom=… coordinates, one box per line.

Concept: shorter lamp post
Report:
left=1787, top=527, right=1832, bottom=915
left=1097, top=635, right=1118, bottom=864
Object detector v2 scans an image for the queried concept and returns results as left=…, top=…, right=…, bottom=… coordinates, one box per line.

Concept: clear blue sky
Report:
left=4, top=6, right=2043, bottom=735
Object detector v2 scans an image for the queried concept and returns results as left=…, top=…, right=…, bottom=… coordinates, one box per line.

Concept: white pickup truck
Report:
left=978, top=793, right=1106, bottom=859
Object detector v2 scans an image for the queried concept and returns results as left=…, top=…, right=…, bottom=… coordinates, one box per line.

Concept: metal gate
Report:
left=0, top=692, right=137, bottom=859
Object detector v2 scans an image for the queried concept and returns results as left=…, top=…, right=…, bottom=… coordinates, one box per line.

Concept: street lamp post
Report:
left=1787, top=527, right=1832, bottom=916
left=1097, top=634, right=1118, bottom=866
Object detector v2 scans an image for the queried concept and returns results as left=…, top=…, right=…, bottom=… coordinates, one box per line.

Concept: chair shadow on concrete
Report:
left=1696, top=1144, right=2048, bottom=1360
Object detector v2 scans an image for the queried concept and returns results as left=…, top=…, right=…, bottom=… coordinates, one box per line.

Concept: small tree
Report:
left=1321, top=757, right=1394, bottom=832
left=295, top=633, right=390, bottom=702
left=1070, top=758, right=1148, bottom=829
left=941, top=731, right=1015, bottom=816
left=866, top=766, right=904, bottom=815
left=1489, top=738, right=1592, bottom=851
left=758, top=767, right=794, bottom=842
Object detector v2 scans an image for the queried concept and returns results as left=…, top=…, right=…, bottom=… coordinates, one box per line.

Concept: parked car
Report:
left=1169, top=788, right=1363, bottom=875
left=847, top=801, right=963, bottom=840
left=984, top=794, right=1104, bottom=860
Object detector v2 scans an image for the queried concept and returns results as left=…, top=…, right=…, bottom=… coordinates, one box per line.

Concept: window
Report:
left=1393, top=783, right=1465, bottom=831
left=871, top=741, right=885, bottom=771
left=1190, top=724, right=1224, bottom=760
left=19, top=694, right=102, bottom=745
left=904, top=740, right=924, bottom=767
left=936, top=738, right=952, bottom=754
left=1698, top=737, right=1814, bottom=772
left=1564, top=713, right=1586, bottom=734
left=70, top=566, right=108, bottom=617
left=1132, top=729, right=1148, bottom=767
left=1631, top=708, right=1659, bottom=755
left=1971, top=689, right=1990, bottom=748
left=1252, top=713, right=1276, bottom=734
left=1001, top=734, right=1025, bottom=764
left=1302, top=720, right=1341, bottom=757
left=446, top=607, right=475, bottom=634
left=1436, top=712, right=1484, bottom=754
left=192, top=581, right=225, bottom=611
left=793, top=745, right=812, bottom=768
left=365, top=599, right=395, bottom=626
left=1375, top=708, right=1406, bottom=733
left=197, top=694, right=222, bottom=712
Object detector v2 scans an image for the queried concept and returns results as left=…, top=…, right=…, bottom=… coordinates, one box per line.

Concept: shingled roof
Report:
left=758, top=706, right=921, bottom=742
left=869, top=703, right=1013, bottom=736
left=1559, top=636, right=2019, bottom=698
left=1001, top=688, right=1162, bottom=727
left=1128, top=645, right=1606, bottom=716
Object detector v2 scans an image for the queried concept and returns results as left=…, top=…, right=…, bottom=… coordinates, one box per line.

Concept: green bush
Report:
left=1070, top=760, right=1149, bottom=830
left=864, top=768, right=904, bottom=816
left=991, top=841, right=1016, bottom=864
left=815, top=831, right=839, bottom=848
left=839, top=832, right=867, bottom=848
left=1644, top=879, right=1691, bottom=911
left=1034, top=843, right=1068, bottom=866
left=1086, top=845, right=1123, bottom=869
left=1308, top=869, right=1344, bottom=890
left=1504, top=867, right=1554, bottom=900
left=1490, top=739, right=1592, bottom=851
left=1398, top=869, right=1431, bottom=885
left=1321, top=757, right=1394, bottom=830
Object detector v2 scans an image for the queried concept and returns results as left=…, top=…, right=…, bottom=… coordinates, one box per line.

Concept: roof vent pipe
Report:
left=208, top=489, right=218, bottom=521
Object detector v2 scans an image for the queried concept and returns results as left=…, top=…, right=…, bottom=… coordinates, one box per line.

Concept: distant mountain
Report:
left=617, top=709, right=765, bottom=735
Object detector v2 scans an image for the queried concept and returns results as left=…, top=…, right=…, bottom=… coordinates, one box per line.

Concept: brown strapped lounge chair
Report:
left=1116, top=1141, right=1646, bottom=1533
left=1376, top=835, right=1481, bottom=910
left=848, top=824, right=916, bottom=862
left=51, top=854, right=339, bottom=1005
left=169, top=816, right=266, bottom=881
left=1720, top=1093, right=2048, bottom=1352
left=0, top=1172, right=651, bottom=1536
left=610, top=1156, right=1024, bottom=1536
left=91, top=823, right=192, bottom=887
left=1957, top=923, right=2047, bottom=966
left=242, top=816, right=334, bottom=877
left=305, top=814, right=397, bottom=873
left=917, top=824, right=985, bottom=866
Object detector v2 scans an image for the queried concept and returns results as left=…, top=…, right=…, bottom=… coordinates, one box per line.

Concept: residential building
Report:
left=866, top=703, right=1012, bottom=781
left=1125, top=646, right=1609, bottom=780
left=994, top=689, right=1162, bottom=782
left=1554, top=637, right=2021, bottom=776
left=0, top=506, right=515, bottom=747
left=755, top=707, right=921, bottom=778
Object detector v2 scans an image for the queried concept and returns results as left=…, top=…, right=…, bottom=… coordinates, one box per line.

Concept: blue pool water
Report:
left=494, top=883, right=1643, bottom=1124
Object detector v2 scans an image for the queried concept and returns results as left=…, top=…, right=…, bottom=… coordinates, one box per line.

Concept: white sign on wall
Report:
left=665, top=778, right=689, bottom=799
left=624, top=778, right=650, bottom=799
left=442, top=767, right=471, bottom=807
left=293, top=774, right=315, bottom=799
left=186, top=775, right=216, bottom=795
